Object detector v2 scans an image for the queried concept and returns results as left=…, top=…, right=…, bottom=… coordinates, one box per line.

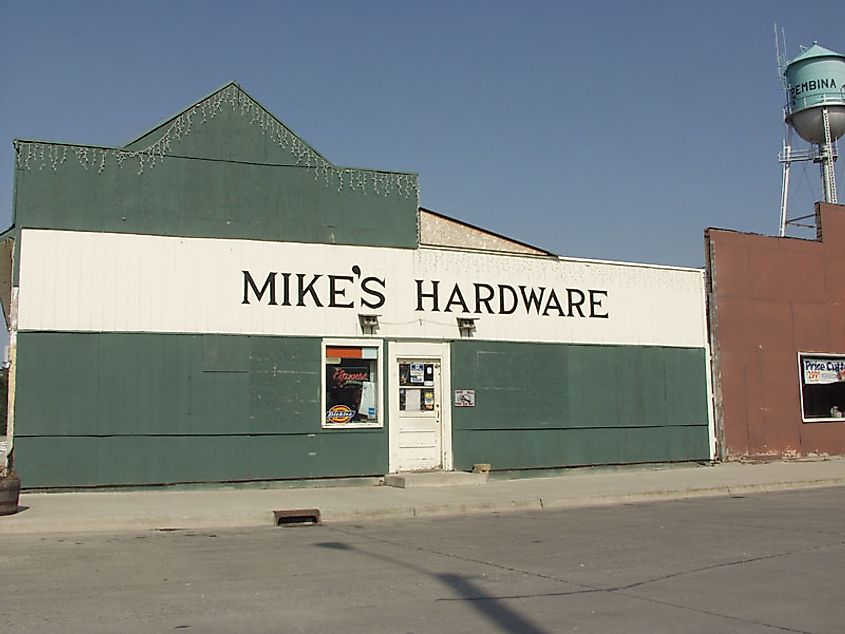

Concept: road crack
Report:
left=328, top=526, right=844, bottom=632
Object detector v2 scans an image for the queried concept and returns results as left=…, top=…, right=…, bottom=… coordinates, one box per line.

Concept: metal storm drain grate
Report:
left=273, top=508, right=322, bottom=527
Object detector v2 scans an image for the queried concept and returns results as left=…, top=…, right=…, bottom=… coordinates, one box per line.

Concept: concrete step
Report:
left=384, top=471, right=489, bottom=489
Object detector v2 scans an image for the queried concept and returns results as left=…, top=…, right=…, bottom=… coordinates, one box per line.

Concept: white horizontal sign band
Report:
left=18, top=229, right=706, bottom=347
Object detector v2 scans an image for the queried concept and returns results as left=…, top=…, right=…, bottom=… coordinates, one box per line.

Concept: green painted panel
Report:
left=14, top=333, right=321, bottom=437
left=188, top=372, right=251, bottom=435
left=14, top=431, right=387, bottom=488
left=96, top=333, right=192, bottom=435
left=13, top=436, right=100, bottom=488
left=664, top=347, right=710, bottom=425
left=599, top=346, right=667, bottom=428
left=247, top=337, right=320, bottom=433
left=12, top=332, right=387, bottom=486
left=202, top=335, right=250, bottom=372
left=249, top=337, right=317, bottom=372
left=565, top=345, right=608, bottom=427
left=450, top=340, right=710, bottom=469
left=14, top=333, right=98, bottom=435
left=313, top=431, right=388, bottom=479
left=452, top=426, right=710, bottom=471
left=463, top=347, right=567, bottom=427
left=14, top=149, right=418, bottom=249
left=96, top=333, right=142, bottom=434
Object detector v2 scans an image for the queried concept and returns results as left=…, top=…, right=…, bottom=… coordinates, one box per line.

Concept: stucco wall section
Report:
left=419, top=209, right=548, bottom=255
left=706, top=202, right=845, bottom=459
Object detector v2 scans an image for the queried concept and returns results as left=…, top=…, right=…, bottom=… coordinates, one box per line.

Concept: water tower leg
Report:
left=820, top=106, right=838, bottom=204
left=779, top=131, right=792, bottom=237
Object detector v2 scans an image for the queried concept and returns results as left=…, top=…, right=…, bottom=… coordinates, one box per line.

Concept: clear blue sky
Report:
left=1, top=0, right=843, bottom=268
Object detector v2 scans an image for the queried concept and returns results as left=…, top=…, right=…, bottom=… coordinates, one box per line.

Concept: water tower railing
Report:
left=786, top=90, right=845, bottom=115
left=779, top=143, right=837, bottom=163
left=779, top=147, right=817, bottom=162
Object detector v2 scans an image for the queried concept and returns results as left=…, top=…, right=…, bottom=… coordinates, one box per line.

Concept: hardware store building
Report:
left=2, top=84, right=714, bottom=487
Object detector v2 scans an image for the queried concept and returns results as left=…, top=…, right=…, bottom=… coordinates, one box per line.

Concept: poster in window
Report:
left=400, top=388, right=422, bottom=411
left=409, top=363, right=425, bottom=385
left=799, top=353, right=845, bottom=422
left=324, top=346, right=381, bottom=428
left=424, top=363, right=434, bottom=387
left=423, top=390, right=435, bottom=411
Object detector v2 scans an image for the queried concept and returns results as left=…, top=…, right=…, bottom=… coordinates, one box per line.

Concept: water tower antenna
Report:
left=774, top=24, right=788, bottom=88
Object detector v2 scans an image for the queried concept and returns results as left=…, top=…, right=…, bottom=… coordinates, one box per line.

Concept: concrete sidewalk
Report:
left=2, top=458, right=845, bottom=535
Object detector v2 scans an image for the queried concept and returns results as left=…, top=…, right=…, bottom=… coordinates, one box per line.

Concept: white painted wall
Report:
left=18, top=229, right=707, bottom=347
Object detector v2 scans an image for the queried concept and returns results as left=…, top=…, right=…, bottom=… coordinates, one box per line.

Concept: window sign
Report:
left=409, top=363, right=425, bottom=385
left=399, top=362, right=436, bottom=411
left=798, top=353, right=845, bottom=422
left=323, top=344, right=382, bottom=428
left=423, top=390, right=435, bottom=410
left=424, top=364, right=434, bottom=386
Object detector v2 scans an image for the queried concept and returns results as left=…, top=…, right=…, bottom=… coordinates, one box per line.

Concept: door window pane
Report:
left=398, top=363, right=436, bottom=412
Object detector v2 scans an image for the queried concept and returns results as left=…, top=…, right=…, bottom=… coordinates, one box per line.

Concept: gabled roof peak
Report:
left=121, top=80, right=241, bottom=148
left=14, top=83, right=419, bottom=200
left=122, top=81, right=332, bottom=167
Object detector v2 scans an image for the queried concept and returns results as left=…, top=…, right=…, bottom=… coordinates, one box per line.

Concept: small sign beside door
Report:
left=454, top=389, right=476, bottom=407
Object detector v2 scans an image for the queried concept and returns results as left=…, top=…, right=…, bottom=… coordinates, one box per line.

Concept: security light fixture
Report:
left=358, top=314, right=380, bottom=335
left=457, top=317, right=477, bottom=338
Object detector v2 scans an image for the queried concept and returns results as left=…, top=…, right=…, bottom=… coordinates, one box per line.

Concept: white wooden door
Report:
left=394, top=358, right=442, bottom=471
left=388, top=342, right=451, bottom=473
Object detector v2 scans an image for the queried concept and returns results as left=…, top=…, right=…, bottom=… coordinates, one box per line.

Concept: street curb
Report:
left=537, top=478, right=845, bottom=511
left=323, top=498, right=546, bottom=523
left=326, top=478, right=845, bottom=522
left=1, top=477, right=844, bottom=535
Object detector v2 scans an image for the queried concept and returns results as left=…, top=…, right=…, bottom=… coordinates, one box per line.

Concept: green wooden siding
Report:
left=449, top=341, right=710, bottom=469
left=15, top=434, right=385, bottom=489
left=13, top=155, right=417, bottom=249
left=13, top=332, right=387, bottom=487
left=12, top=86, right=418, bottom=250
left=13, top=333, right=710, bottom=487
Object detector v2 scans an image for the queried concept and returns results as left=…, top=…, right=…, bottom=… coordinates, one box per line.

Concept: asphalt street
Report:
left=2, top=487, right=843, bottom=633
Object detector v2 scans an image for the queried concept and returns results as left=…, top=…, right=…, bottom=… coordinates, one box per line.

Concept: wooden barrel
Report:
left=0, top=476, right=21, bottom=516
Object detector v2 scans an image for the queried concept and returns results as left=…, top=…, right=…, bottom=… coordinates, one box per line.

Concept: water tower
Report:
left=777, top=37, right=845, bottom=236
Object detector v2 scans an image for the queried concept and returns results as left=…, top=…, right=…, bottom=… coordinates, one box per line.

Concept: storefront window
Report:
left=323, top=344, right=382, bottom=428
left=799, top=353, right=845, bottom=422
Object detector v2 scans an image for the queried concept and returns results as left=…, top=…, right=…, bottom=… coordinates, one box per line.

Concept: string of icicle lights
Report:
left=14, top=83, right=418, bottom=199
